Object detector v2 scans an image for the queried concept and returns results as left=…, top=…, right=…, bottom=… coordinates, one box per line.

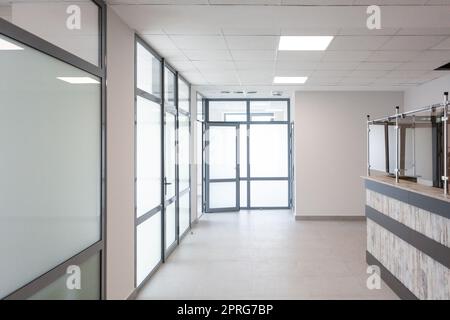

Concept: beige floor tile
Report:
left=136, top=210, right=398, bottom=300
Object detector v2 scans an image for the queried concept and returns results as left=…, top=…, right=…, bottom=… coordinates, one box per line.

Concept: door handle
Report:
left=164, top=177, right=172, bottom=195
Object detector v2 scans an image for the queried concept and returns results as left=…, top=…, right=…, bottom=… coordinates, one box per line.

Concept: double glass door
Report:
left=205, top=123, right=240, bottom=212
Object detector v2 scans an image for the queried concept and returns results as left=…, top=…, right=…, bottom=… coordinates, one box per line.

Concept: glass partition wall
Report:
left=204, top=99, right=292, bottom=211
left=134, top=36, right=191, bottom=288
left=0, top=0, right=106, bottom=300
left=368, top=95, right=449, bottom=195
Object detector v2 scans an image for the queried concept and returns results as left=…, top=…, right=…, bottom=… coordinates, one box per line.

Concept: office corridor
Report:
left=137, top=211, right=397, bottom=300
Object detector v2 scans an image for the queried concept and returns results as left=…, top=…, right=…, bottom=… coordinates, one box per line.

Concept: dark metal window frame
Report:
left=134, top=34, right=192, bottom=292
left=204, top=98, right=292, bottom=211
left=1, top=0, right=107, bottom=300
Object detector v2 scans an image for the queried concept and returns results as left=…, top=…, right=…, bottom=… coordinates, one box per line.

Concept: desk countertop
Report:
left=363, top=175, right=450, bottom=204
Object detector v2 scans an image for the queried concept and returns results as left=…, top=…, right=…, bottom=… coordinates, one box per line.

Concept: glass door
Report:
left=205, top=123, right=240, bottom=212
left=164, top=110, right=177, bottom=254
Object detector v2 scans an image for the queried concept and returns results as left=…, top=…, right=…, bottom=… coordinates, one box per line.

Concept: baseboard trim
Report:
left=295, top=215, right=366, bottom=221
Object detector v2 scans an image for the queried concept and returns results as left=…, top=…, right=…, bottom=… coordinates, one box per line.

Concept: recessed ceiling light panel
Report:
left=57, top=77, right=100, bottom=84
left=273, top=76, right=308, bottom=84
left=0, top=38, right=24, bottom=51
left=278, top=36, right=334, bottom=51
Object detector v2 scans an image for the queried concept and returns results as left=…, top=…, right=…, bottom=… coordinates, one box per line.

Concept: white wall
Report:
left=404, top=74, right=450, bottom=112
left=294, top=91, right=403, bottom=217
left=106, top=8, right=135, bottom=300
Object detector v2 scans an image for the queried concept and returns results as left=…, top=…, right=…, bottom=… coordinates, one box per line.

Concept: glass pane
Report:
left=29, top=253, right=100, bottom=300
left=448, top=122, right=450, bottom=179
left=368, top=124, right=386, bottom=173
left=164, top=67, right=175, bottom=106
left=398, top=116, right=415, bottom=177
left=209, top=182, right=236, bottom=209
left=249, top=124, right=288, bottom=178
left=165, top=202, right=176, bottom=250
left=136, top=97, right=161, bottom=217
left=208, top=126, right=237, bottom=179
left=240, top=124, right=247, bottom=178
left=137, top=42, right=161, bottom=97
left=165, top=112, right=176, bottom=199
left=179, top=114, right=190, bottom=192
left=197, top=93, right=204, bottom=122
left=197, top=121, right=203, bottom=212
left=1, top=1, right=100, bottom=66
left=413, top=110, right=434, bottom=185
left=178, top=78, right=190, bottom=112
left=0, top=34, right=101, bottom=299
left=240, top=181, right=247, bottom=208
left=136, top=211, right=161, bottom=285
left=250, top=101, right=288, bottom=122
left=209, top=101, right=247, bottom=122
left=250, top=181, right=289, bottom=207
left=179, top=192, right=190, bottom=236
left=387, top=124, right=397, bottom=175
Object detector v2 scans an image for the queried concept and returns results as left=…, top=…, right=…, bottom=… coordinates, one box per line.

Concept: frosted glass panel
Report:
left=164, top=67, right=176, bottom=106
left=368, top=124, right=386, bottom=172
left=250, top=101, right=288, bottom=122
left=197, top=94, right=204, bottom=122
left=29, top=253, right=100, bottom=300
left=240, top=181, right=247, bottom=208
left=136, top=212, right=161, bottom=285
left=240, top=124, right=247, bottom=178
left=165, top=202, right=176, bottom=250
left=179, top=193, right=190, bottom=236
left=179, top=114, right=190, bottom=192
left=137, top=43, right=161, bottom=97
left=197, top=121, right=203, bottom=213
left=209, top=101, right=247, bottom=122
left=250, top=124, right=288, bottom=177
left=250, top=181, right=289, bottom=207
left=165, top=113, right=176, bottom=199
left=0, top=35, right=101, bottom=299
left=209, top=126, right=237, bottom=179
left=136, top=97, right=161, bottom=217
left=178, top=79, right=190, bottom=112
left=209, top=182, right=236, bottom=209
left=1, top=1, right=100, bottom=65
left=414, top=112, right=433, bottom=184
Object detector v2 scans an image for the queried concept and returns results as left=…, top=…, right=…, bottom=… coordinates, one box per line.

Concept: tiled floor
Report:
left=137, top=210, right=398, bottom=300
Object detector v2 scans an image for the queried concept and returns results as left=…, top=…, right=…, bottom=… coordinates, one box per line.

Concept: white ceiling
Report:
left=109, top=1, right=450, bottom=97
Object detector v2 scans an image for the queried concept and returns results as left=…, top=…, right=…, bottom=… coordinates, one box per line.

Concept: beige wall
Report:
left=294, top=91, right=403, bottom=217
left=106, top=8, right=135, bottom=300
left=404, top=74, right=450, bottom=112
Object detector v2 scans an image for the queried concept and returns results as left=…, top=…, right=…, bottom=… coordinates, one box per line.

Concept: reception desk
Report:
left=363, top=175, right=450, bottom=300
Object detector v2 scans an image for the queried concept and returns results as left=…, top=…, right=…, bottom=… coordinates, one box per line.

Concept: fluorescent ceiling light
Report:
left=0, top=38, right=24, bottom=50
left=57, top=77, right=100, bottom=84
left=273, top=76, right=308, bottom=84
left=278, top=36, right=334, bottom=51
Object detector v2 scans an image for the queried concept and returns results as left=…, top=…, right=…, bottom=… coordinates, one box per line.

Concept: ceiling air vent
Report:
left=220, top=91, right=231, bottom=94
left=247, top=91, right=257, bottom=94
left=435, top=62, right=450, bottom=70
left=271, top=90, right=283, bottom=97
left=234, top=91, right=244, bottom=94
